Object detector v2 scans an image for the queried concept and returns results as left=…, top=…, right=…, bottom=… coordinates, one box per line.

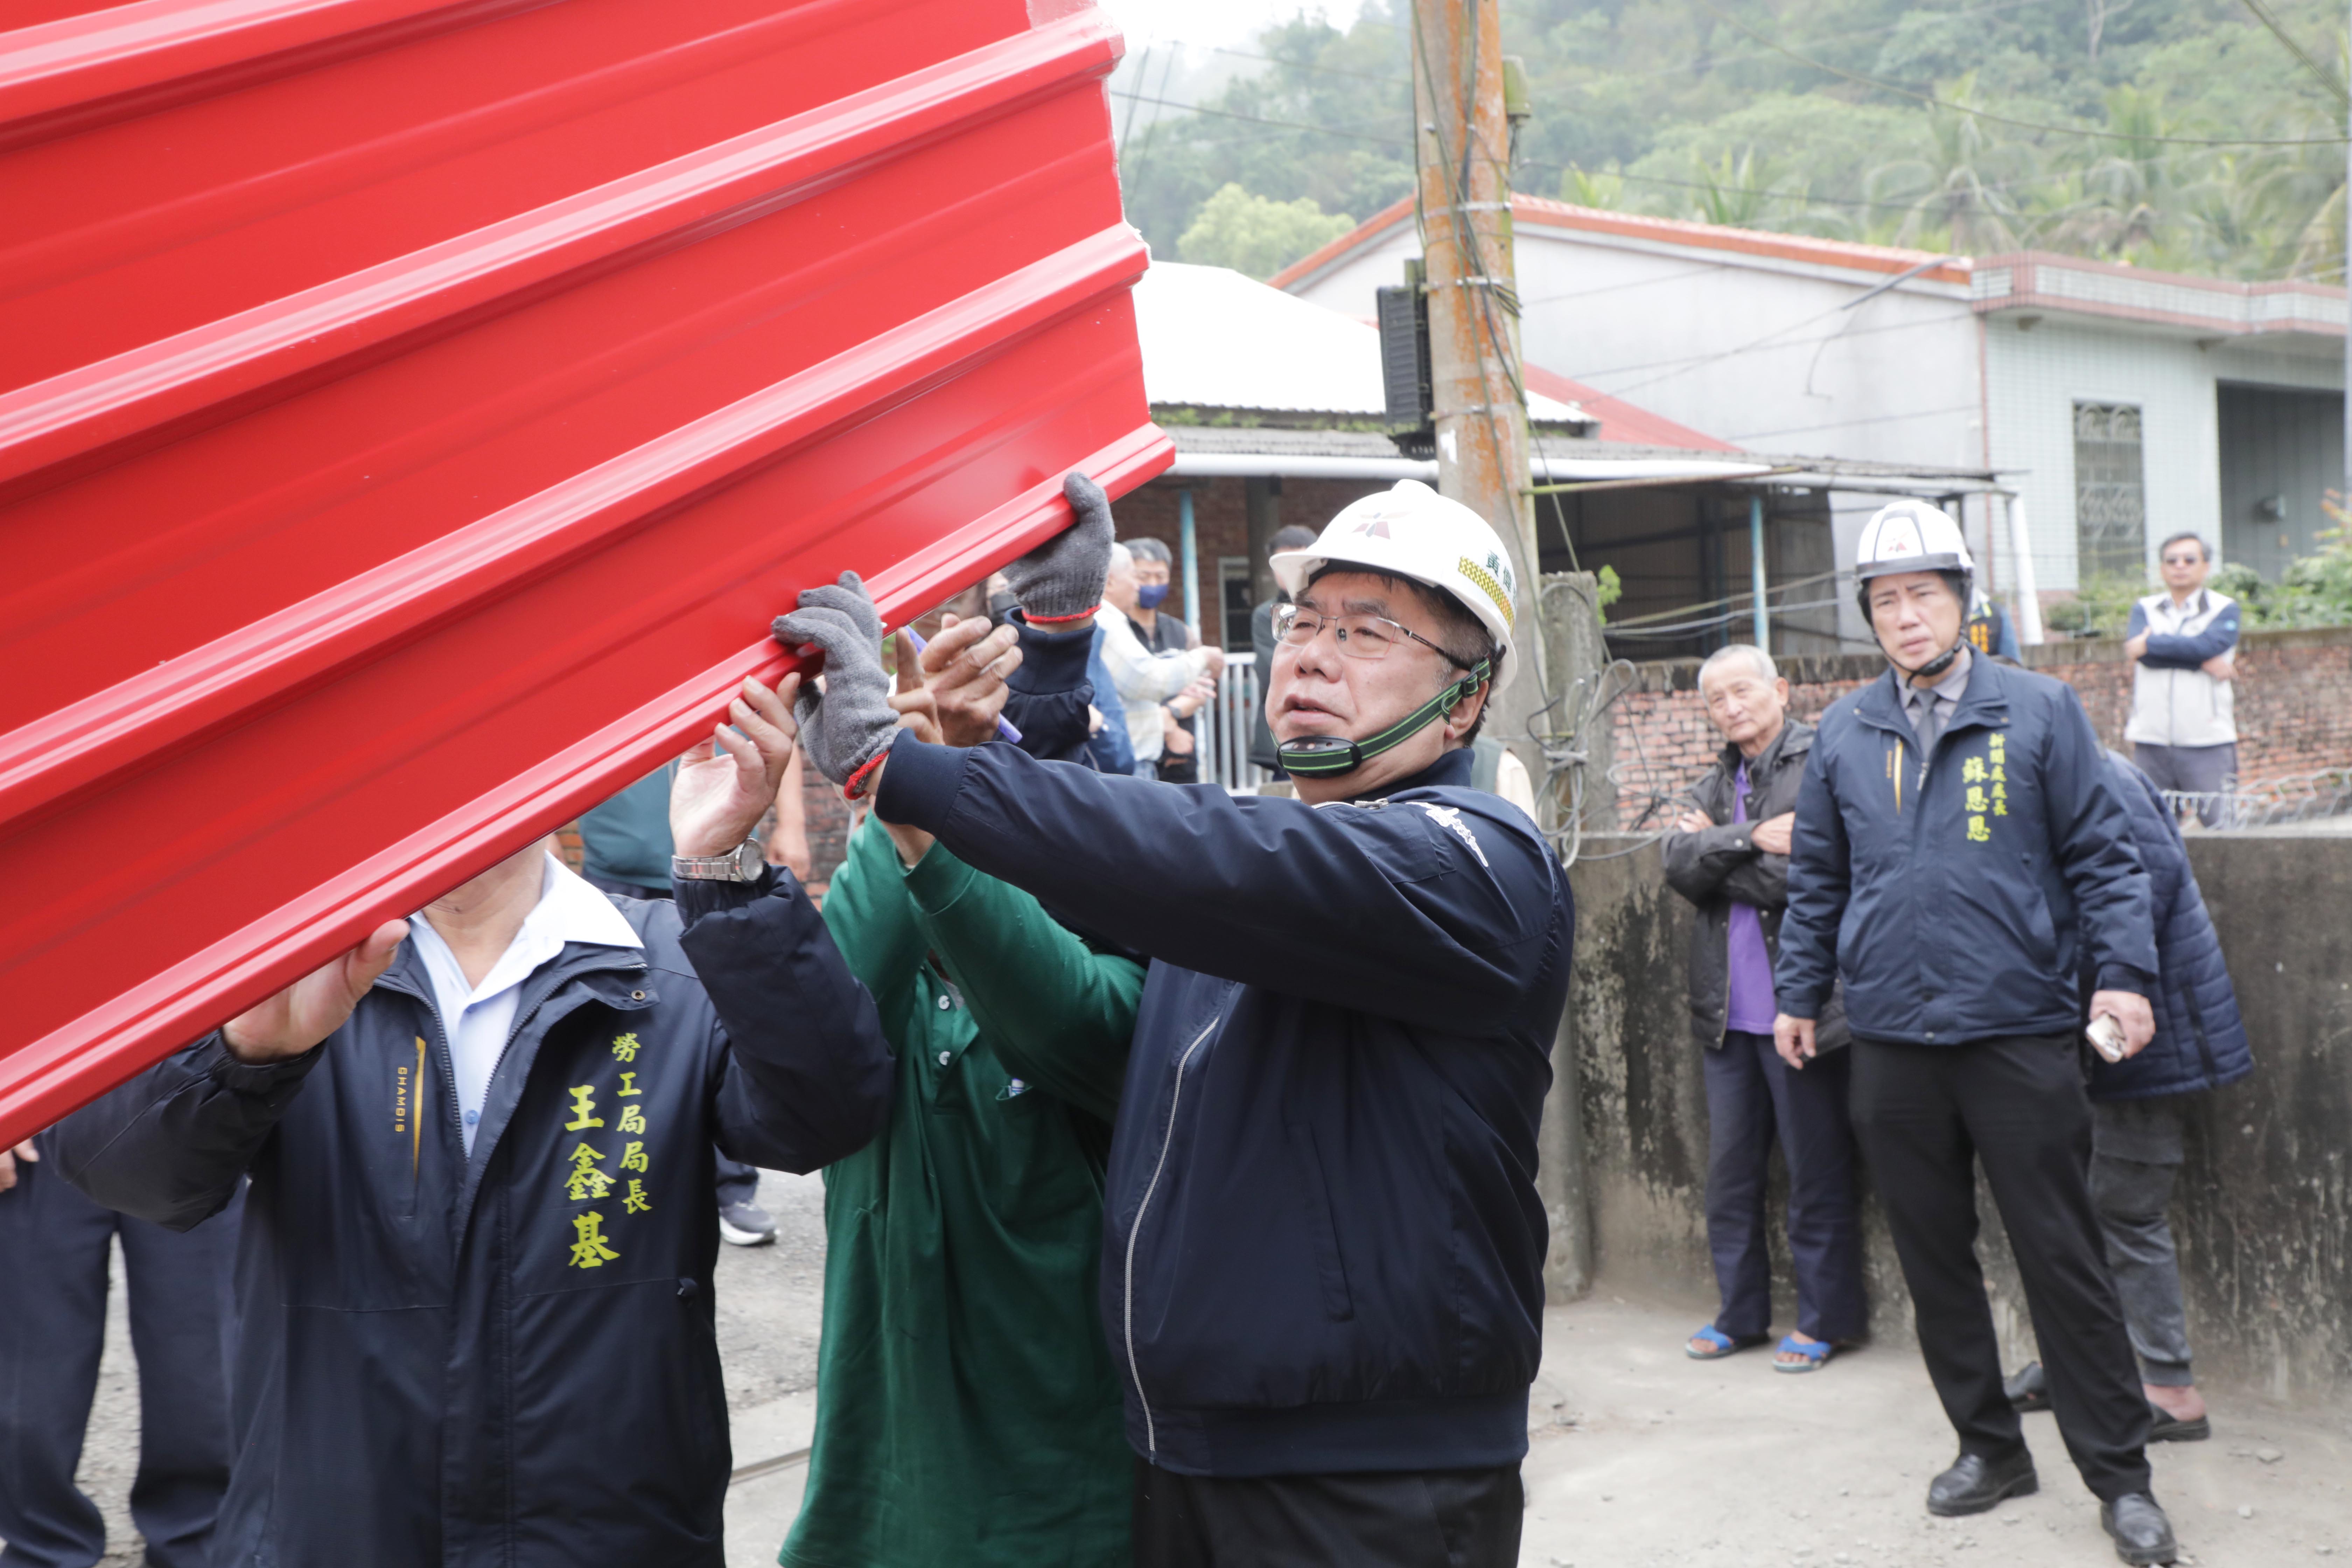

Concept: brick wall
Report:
left=1607, top=625, right=2352, bottom=820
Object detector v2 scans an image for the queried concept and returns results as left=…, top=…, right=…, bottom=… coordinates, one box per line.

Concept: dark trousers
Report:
left=2132, top=742, right=2236, bottom=827
left=1849, top=1034, right=2152, bottom=1501
left=2090, top=1099, right=2194, bottom=1387
left=1702, top=1030, right=1867, bottom=1341
left=0, top=1156, right=237, bottom=1568
left=1132, top=1458, right=1521, bottom=1568
left=583, top=873, right=761, bottom=1210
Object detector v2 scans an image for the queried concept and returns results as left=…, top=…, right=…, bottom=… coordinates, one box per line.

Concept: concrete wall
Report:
left=1550, top=831, right=2352, bottom=1400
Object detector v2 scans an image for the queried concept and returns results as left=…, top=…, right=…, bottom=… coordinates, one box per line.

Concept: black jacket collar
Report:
left=1715, top=718, right=1812, bottom=779
left=1856, top=652, right=2011, bottom=744
left=1350, top=746, right=1475, bottom=801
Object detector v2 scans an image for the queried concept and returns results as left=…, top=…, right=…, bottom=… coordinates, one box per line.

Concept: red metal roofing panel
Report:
left=0, top=0, right=1170, bottom=1146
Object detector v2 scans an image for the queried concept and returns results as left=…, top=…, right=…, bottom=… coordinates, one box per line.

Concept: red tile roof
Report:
left=1270, top=195, right=1969, bottom=291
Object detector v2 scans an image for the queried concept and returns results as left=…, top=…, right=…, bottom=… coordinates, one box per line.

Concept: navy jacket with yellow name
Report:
left=54, top=871, right=890, bottom=1568
left=1775, top=656, right=2157, bottom=1045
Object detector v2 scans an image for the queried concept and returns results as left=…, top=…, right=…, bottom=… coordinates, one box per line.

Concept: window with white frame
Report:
left=2073, top=402, right=2146, bottom=580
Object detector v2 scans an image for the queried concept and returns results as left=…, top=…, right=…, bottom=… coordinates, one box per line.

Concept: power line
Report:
left=2235, top=0, right=2351, bottom=109
left=1696, top=1, right=2351, bottom=148
left=1107, top=89, right=1410, bottom=148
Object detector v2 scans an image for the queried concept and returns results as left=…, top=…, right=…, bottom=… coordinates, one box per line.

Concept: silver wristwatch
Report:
left=671, top=839, right=765, bottom=883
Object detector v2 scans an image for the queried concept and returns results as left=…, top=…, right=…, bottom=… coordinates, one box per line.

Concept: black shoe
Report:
left=2004, top=1360, right=2051, bottom=1413
left=2100, top=1493, right=2179, bottom=1565
left=2146, top=1404, right=2211, bottom=1442
left=719, top=1200, right=777, bottom=1246
left=1926, top=1449, right=2039, bottom=1517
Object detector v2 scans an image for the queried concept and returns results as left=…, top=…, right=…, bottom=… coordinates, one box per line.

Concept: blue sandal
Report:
left=1772, top=1334, right=1836, bottom=1373
left=1686, top=1325, right=1770, bottom=1360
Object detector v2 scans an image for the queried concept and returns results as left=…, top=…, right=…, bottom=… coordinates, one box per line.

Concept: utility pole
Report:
left=1412, top=0, right=1544, bottom=719
left=1412, top=0, right=1595, bottom=1299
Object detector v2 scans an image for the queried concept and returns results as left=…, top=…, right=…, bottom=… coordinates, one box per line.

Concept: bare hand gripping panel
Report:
left=0, top=0, right=1170, bottom=1144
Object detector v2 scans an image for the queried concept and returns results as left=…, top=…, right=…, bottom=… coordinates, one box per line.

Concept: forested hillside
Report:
left=1118, top=0, right=2352, bottom=281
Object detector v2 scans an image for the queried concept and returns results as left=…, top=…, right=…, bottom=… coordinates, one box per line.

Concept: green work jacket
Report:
left=780, top=817, right=1141, bottom=1568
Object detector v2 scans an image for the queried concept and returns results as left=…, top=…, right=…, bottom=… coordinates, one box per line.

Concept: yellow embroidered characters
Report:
left=565, top=1141, right=615, bottom=1202
left=618, top=1104, right=647, bottom=1135
left=623, top=1180, right=653, bottom=1215
left=568, top=1211, right=621, bottom=1269
left=611, top=1032, right=640, bottom=1063
left=1965, top=731, right=2010, bottom=842
left=563, top=1085, right=603, bottom=1130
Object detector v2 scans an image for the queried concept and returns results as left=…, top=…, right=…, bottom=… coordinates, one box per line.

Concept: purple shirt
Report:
left=1723, top=761, right=1779, bottom=1034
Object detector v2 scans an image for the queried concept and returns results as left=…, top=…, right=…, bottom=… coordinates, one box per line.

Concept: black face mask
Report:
left=987, top=591, right=1021, bottom=629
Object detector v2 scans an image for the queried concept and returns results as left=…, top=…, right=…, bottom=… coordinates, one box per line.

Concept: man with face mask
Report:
left=1773, top=502, right=2178, bottom=1566
left=1098, top=539, right=1221, bottom=779
left=774, top=476, right=1571, bottom=1568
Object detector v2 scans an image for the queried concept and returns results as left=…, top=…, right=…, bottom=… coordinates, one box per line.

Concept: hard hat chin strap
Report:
left=1276, top=660, right=1492, bottom=779
left=1890, top=639, right=1966, bottom=682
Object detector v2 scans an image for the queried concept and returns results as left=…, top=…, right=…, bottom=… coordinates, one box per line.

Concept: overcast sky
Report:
left=1095, top=0, right=1365, bottom=52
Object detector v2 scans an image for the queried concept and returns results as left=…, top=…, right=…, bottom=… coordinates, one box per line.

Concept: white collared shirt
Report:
left=408, top=852, right=644, bottom=1152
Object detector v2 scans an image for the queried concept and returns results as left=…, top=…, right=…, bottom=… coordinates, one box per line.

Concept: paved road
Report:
left=46, top=1175, right=2352, bottom=1566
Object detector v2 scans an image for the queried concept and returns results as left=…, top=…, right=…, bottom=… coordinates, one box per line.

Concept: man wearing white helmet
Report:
left=775, top=476, right=1572, bottom=1567
left=1773, top=501, right=2180, bottom=1565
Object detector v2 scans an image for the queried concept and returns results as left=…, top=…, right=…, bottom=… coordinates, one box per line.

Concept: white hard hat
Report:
left=1270, top=480, right=1518, bottom=665
left=1854, top=499, right=1975, bottom=583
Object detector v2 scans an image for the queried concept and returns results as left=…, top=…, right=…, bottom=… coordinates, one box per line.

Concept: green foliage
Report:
left=2043, top=571, right=2148, bottom=638
left=1176, top=183, right=1356, bottom=278
left=1120, top=0, right=2351, bottom=281
left=2214, top=523, right=2352, bottom=628
left=1595, top=564, right=1624, bottom=624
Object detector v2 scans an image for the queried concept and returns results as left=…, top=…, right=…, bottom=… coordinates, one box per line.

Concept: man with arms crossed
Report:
left=1774, top=502, right=2178, bottom=1566
left=2124, top=533, right=2241, bottom=827
left=1664, top=644, right=1863, bottom=1373
left=778, top=476, right=1571, bottom=1568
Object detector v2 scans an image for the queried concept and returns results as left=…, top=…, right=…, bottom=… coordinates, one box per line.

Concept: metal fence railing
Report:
left=2161, top=767, right=2352, bottom=830
left=1196, top=651, right=1270, bottom=793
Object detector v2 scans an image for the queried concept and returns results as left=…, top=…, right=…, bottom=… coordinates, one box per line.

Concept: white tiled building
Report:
left=1276, top=198, right=2349, bottom=619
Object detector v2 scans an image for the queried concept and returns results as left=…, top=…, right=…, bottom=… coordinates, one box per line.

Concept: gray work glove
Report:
left=773, top=572, right=898, bottom=792
left=1001, top=471, right=1115, bottom=622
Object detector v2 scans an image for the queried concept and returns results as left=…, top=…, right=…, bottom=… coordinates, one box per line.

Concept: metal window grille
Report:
left=2074, top=402, right=2147, bottom=579
left=1196, top=652, right=1270, bottom=792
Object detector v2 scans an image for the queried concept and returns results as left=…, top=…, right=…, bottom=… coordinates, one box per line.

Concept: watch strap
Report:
left=671, top=839, right=762, bottom=882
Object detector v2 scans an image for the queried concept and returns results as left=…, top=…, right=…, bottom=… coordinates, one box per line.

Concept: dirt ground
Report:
left=47, top=1170, right=2352, bottom=1567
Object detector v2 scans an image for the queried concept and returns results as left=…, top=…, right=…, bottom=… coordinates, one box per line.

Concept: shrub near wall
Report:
left=1606, top=626, right=2352, bottom=818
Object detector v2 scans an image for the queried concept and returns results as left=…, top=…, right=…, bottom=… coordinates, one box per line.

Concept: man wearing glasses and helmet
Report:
left=774, top=477, right=1572, bottom=1568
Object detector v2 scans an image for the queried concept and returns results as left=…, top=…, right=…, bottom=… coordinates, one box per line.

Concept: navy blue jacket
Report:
left=1777, top=656, right=2158, bottom=1044
left=2086, top=752, right=2254, bottom=1100
left=54, top=872, right=890, bottom=1568
left=876, top=734, right=1572, bottom=1478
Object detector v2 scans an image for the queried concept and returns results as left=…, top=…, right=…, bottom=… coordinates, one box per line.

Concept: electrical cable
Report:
left=2234, top=0, right=2351, bottom=109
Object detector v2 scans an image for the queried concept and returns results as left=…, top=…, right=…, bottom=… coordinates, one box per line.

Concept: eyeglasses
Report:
left=1272, top=602, right=1457, bottom=664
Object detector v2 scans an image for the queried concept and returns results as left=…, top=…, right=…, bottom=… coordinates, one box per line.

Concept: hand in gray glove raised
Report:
left=1001, top=471, right=1115, bottom=623
left=774, top=572, right=898, bottom=795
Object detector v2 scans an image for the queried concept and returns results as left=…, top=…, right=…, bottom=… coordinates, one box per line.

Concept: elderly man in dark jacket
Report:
left=2008, top=750, right=2253, bottom=1442
left=1775, top=502, right=2177, bottom=1566
left=52, top=672, right=891, bottom=1568
left=1663, top=644, right=1863, bottom=1372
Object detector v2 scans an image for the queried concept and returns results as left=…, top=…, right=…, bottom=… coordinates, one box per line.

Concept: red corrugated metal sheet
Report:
left=0, top=0, right=1169, bottom=1146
